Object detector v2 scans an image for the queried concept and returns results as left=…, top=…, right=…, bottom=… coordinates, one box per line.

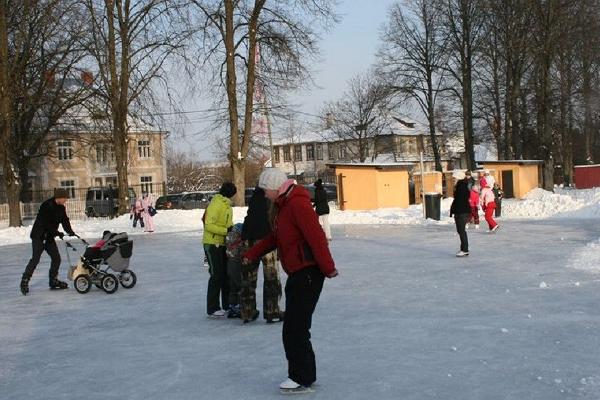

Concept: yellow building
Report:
left=478, top=161, right=542, bottom=199
left=327, top=163, right=413, bottom=210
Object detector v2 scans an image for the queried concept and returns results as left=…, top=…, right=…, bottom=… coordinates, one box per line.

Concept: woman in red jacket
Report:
left=244, top=168, right=338, bottom=394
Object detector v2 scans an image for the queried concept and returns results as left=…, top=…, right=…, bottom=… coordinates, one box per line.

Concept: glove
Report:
left=56, top=232, right=65, bottom=239
left=68, top=232, right=76, bottom=237
left=227, top=226, right=233, bottom=233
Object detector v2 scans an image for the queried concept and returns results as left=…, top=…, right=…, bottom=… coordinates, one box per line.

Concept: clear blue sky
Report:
left=169, top=0, right=398, bottom=160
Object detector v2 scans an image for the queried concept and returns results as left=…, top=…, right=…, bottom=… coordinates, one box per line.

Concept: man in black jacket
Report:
left=449, top=171, right=471, bottom=257
left=20, top=188, right=77, bottom=295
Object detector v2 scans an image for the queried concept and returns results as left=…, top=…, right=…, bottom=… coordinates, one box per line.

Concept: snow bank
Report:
left=1, top=187, right=598, bottom=247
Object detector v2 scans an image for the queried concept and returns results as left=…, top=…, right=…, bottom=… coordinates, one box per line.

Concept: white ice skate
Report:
left=279, top=378, right=314, bottom=395
left=456, top=251, right=469, bottom=257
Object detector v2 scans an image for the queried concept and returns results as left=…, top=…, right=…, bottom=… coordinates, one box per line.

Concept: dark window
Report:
left=328, top=144, right=335, bottom=160
left=274, top=146, right=280, bottom=163
left=138, top=140, right=151, bottom=158
left=140, top=176, right=153, bottom=194
left=306, top=144, right=315, bottom=161
left=294, top=145, right=303, bottom=161
left=316, top=143, right=323, bottom=160
left=59, top=179, right=76, bottom=198
left=283, top=146, right=291, bottom=162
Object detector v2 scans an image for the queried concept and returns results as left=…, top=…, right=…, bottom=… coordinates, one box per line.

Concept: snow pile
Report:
left=501, top=188, right=588, bottom=219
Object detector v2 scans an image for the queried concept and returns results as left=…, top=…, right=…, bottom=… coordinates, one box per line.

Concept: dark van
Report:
left=85, top=187, right=136, bottom=217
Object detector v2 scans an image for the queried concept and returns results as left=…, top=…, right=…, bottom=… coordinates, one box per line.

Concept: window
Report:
left=96, top=143, right=114, bottom=164
left=140, top=176, right=153, bottom=194
left=57, top=140, right=73, bottom=160
left=106, top=176, right=117, bottom=186
left=316, top=143, right=323, bottom=160
left=138, top=140, right=151, bottom=158
left=306, top=144, right=315, bottom=161
left=274, top=146, right=280, bottom=163
left=59, top=179, right=76, bottom=199
left=294, top=145, right=303, bottom=161
left=327, top=144, right=335, bottom=160
left=283, top=146, right=291, bottom=162
left=339, top=145, right=347, bottom=159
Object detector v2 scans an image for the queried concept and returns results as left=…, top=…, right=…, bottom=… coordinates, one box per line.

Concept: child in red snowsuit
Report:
left=480, top=181, right=498, bottom=232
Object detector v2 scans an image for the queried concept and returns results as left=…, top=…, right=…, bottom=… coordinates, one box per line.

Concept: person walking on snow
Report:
left=313, top=179, right=331, bottom=240
left=468, top=185, right=480, bottom=229
left=130, top=198, right=145, bottom=229
left=203, top=182, right=236, bottom=318
left=243, top=168, right=338, bottom=394
left=20, top=188, right=78, bottom=295
left=241, top=186, right=284, bottom=324
left=449, top=170, right=471, bottom=257
left=480, top=179, right=499, bottom=232
left=141, top=193, right=155, bottom=233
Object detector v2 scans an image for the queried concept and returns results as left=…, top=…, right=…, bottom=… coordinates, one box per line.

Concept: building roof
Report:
left=478, top=160, right=543, bottom=165
left=327, top=162, right=414, bottom=170
left=388, top=117, right=439, bottom=136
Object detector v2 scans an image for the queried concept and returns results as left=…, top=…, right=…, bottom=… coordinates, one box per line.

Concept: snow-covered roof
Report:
left=389, top=117, right=438, bottom=136
left=272, top=128, right=338, bottom=146
left=54, top=105, right=167, bottom=134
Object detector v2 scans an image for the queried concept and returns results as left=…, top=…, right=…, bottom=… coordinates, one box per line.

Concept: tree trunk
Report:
left=0, top=1, right=21, bottom=226
left=537, top=61, right=554, bottom=191
left=231, top=160, right=246, bottom=204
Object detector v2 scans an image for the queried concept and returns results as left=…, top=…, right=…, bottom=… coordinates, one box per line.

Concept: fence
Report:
left=0, top=183, right=166, bottom=222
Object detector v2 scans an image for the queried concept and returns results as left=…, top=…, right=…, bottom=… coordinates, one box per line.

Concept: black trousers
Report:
left=132, top=213, right=144, bottom=228
left=204, top=244, right=229, bottom=314
left=23, top=237, right=61, bottom=282
left=283, top=266, right=324, bottom=387
left=454, top=213, right=469, bottom=252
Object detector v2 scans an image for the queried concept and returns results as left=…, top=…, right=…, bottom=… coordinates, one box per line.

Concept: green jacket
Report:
left=202, top=194, right=233, bottom=245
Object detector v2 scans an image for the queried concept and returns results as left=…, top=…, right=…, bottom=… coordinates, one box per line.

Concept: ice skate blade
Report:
left=280, top=386, right=314, bottom=395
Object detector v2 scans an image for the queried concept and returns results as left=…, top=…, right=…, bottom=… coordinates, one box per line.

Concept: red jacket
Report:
left=244, top=185, right=336, bottom=277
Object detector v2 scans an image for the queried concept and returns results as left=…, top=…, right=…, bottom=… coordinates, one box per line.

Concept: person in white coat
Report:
left=141, top=193, right=155, bottom=233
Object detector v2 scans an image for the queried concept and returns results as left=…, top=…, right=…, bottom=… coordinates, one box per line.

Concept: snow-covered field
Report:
left=1, top=187, right=600, bottom=399
left=1, top=220, right=600, bottom=399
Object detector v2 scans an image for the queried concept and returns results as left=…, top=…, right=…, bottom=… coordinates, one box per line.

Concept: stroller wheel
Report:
left=101, top=274, right=118, bottom=294
left=119, top=270, right=137, bottom=289
left=74, top=275, right=91, bottom=294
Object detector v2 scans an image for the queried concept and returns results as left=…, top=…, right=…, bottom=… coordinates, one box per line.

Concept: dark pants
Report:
left=23, top=237, right=61, bottom=282
left=204, top=244, right=229, bottom=314
left=227, top=258, right=241, bottom=306
left=133, top=213, right=144, bottom=228
left=495, top=200, right=502, bottom=217
left=454, top=213, right=469, bottom=252
left=283, top=266, right=324, bottom=387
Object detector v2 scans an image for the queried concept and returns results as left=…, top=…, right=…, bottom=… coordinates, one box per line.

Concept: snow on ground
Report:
left=0, top=187, right=599, bottom=247
left=2, top=220, right=600, bottom=399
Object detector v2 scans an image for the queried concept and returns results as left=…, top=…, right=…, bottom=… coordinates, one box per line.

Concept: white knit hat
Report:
left=452, top=170, right=466, bottom=180
left=258, top=168, right=288, bottom=191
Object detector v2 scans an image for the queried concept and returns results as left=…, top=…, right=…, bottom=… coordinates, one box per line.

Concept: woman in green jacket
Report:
left=203, top=182, right=237, bottom=317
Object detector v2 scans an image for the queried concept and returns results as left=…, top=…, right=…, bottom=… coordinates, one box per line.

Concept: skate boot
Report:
left=227, top=304, right=241, bottom=319
left=280, top=378, right=314, bottom=394
left=20, top=275, right=30, bottom=296
left=49, top=278, right=68, bottom=290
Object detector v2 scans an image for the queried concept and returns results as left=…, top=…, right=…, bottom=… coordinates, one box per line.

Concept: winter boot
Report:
left=243, top=310, right=260, bottom=324
left=49, top=278, right=68, bottom=290
left=20, top=275, right=30, bottom=296
left=280, top=378, right=314, bottom=394
left=227, top=304, right=241, bottom=319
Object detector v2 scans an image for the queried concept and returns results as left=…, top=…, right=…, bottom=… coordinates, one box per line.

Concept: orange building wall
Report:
left=480, top=163, right=540, bottom=199
left=336, top=166, right=410, bottom=210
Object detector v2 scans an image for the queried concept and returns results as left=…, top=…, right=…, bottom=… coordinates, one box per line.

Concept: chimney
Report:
left=81, top=70, right=94, bottom=86
left=325, top=112, right=334, bottom=129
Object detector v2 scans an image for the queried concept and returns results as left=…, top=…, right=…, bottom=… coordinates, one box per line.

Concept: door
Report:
left=502, top=170, right=514, bottom=198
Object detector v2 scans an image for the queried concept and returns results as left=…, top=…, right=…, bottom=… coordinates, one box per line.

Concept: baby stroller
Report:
left=67, top=231, right=137, bottom=294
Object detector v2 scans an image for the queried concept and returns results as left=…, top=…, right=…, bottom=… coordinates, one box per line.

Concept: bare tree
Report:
left=0, top=0, right=89, bottom=227
left=378, top=0, right=448, bottom=171
left=320, top=72, right=392, bottom=163
left=193, top=0, right=338, bottom=205
left=442, top=0, right=486, bottom=171
left=85, top=0, right=192, bottom=213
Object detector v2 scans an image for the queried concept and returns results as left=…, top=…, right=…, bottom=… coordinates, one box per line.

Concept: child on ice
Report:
left=480, top=178, right=499, bottom=232
left=468, top=185, right=480, bottom=229
left=225, top=223, right=246, bottom=319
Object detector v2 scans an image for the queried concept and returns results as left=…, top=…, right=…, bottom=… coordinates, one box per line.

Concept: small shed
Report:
left=478, top=160, right=542, bottom=199
left=574, top=164, right=600, bottom=189
left=327, top=163, right=413, bottom=210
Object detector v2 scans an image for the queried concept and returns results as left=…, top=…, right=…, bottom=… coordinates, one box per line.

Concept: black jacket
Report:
left=30, top=197, right=75, bottom=240
left=313, top=186, right=330, bottom=216
left=450, top=179, right=471, bottom=216
left=242, top=187, right=272, bottom=241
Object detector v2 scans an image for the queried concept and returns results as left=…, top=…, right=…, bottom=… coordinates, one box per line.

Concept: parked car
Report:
left=302, top=183, right=338, bottom=203
left=155, top=193, right=183, bottom=210
left=85, top=186, right=136, bottom=217
left=180, top=191, right=215, bottom=210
